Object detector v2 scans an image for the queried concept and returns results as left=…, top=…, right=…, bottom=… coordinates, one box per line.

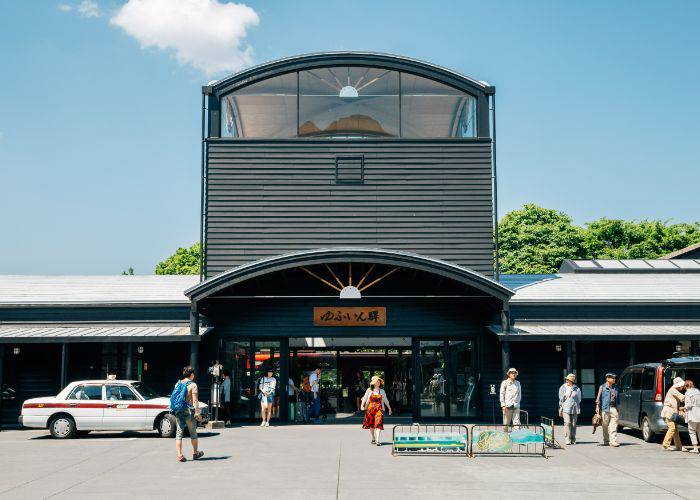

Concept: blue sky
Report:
left=1, top=1, right=698, bottom=275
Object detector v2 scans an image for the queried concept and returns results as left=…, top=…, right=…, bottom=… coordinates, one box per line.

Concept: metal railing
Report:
left=392, top=424, right=470, bottom=456
left=470, top=424, right=546, bottom=457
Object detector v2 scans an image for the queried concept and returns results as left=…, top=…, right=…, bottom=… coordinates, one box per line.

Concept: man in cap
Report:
left=595, top=373, right=620, bottom=447
left=558, top=373, right=582, bottom=445
left=499, top=368, right=521, bottom=427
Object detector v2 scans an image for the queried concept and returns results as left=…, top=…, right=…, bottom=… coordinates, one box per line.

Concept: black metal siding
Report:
left=0, top=306, right=191, bottom=323
left=205, top=140, right=494, bottom=277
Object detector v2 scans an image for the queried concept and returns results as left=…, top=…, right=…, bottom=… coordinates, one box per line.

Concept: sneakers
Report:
left=260, top=421, right=265, bottom=427
left=610, top=442, right=620, bottom=447
left=265, top=421, right=270, bottom=427
left=689, top=448, right=700, bottom=454
left=193, top=451, right=204, bottom=460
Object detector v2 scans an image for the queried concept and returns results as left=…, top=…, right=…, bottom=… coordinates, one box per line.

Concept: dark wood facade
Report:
left=204, top=139, right=495, bottom=277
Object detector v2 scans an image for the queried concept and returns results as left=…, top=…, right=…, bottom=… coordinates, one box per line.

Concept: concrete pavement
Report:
left=0, top=424, right=699, bottom=499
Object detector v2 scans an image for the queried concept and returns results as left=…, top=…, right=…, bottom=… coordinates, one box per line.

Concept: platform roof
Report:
left=490, top=321, right=700, bottom=341
left=0, top=324, right=203, bottom=343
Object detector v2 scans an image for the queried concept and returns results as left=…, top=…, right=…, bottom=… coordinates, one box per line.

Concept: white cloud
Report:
left=77, top=0, right=101, bottom=18
left=58, top=1, right=101, bottom=17
left=110, top=0, right=260, bottom=77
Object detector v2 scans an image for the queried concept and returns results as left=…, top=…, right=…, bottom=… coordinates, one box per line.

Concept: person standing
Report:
left=220, top=370, right=232, bottom=425
left=499, top=368, right=521, bottom=427
left=660, top=377, right=686, bottom=451
left=172, top=365, right=204, bottom=462
left=360, top=375, right=392, bottom=446
left=258, top=368, right=277, bottom=427
left=684, top=379, right=700, bottom=454
left=596, top=373, right=620, bottom=447
left=558, top=373, right=582, bottom=445
left=309, top=367, right=322, bottom=423
left=288, top=375, right=298, bottom=422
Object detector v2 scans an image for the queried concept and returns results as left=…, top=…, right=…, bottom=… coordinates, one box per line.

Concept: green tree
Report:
left=155, top=243, right=201, bottom=275
left=581, top=219, right=700, bottom=259
left=121, top=267, right=134, bottom=275
left=498, top=204, right=584, bottom=274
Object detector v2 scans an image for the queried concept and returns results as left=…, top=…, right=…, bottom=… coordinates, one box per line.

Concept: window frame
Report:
left=105, top=384, right=141, bottom=401
left=215, top=66, right=483, bottom=141
left=67, top=384, right=104, bottom=401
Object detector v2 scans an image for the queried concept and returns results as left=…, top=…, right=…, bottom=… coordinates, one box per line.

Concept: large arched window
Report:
left=219, top=67, right=477, bottom=139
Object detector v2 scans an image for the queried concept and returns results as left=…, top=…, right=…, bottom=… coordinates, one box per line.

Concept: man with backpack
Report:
left=170, top=365, right=204, bottom=462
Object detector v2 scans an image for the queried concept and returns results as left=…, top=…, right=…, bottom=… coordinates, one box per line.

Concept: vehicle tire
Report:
left=641, top=416, right=656, bottom=443
left=158, top=414, right=176, bottom=438
left=49, top=415, right=76, bottom=439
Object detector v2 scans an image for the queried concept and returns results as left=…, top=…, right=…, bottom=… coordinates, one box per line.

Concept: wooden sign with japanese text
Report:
left=313, top=307, right=386, bottom=327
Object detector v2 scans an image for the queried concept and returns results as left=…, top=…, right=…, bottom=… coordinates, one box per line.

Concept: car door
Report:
left=618, top=370, right=633, bottom=425
left=104, top=384, right=148, bottom=430
left=65, top=384, right=106, bottom=429
left=625, top=369, right=643, bottom=428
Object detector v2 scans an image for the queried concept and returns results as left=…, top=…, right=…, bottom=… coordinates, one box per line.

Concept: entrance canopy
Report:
left=186, top=248, right=513, bottom=305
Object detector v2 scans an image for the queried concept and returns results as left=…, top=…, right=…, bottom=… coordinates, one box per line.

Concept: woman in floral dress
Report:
left=361, top=376, right=392, bottom=446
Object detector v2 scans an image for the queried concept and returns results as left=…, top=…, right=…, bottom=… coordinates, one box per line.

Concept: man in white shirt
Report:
left=220, top=371, right=232, bottom=424
left=499, top=367, right=522, bottom=426
left=309, top=367, right=322, bottom=423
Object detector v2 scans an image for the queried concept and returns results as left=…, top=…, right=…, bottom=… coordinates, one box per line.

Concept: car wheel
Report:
left=641, top=416, right=655, bottom=443
left=49, top=415, right=76, bottom=439
left=158, top=414, right=176, bottom=438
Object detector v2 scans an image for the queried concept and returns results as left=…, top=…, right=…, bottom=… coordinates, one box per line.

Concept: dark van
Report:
left=618, top=356, right=700, bottom=442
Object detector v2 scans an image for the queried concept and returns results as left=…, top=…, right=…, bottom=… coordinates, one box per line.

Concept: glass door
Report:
left=446, top=340, right=478, bottom=417
left=418, top=341, right=446, bottom=418
left=221, top=340, right=253, bottom=420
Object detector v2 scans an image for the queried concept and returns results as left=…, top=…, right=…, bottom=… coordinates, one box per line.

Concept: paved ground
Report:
left=1, top=424, right=699, bottom=500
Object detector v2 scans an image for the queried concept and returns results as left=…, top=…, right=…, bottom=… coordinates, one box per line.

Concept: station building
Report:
left=1, top=53, right=699, bottom=427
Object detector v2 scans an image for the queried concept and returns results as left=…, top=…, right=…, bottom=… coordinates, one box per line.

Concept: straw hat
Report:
left=370, top=375, right=384, bottom=387
left=507, top=367, right=518, bottom=375
left=672, top=377, right=685, bottom=389
left=565, top=373, right=576, bottom=382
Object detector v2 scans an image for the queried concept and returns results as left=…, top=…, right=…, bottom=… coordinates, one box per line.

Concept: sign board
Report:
left=489, top=384, right=497, bottom=396
left=313, top=307, right=386, bottom=327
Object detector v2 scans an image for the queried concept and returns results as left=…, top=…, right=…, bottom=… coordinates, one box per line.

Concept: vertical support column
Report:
left=61, top=343, right=70, bottom=388
left=126, top=343, right=134, bottom=380
left=629, top=341, right=636, bottom=366
left=280, top=338, right=289, bottom=422
left=189, top=341, right=199, bottom=378
left=566, top=341, right=574, bottom=375
left=0, top=344, right=5, bottom=431
left=411, top=337, right=420, bottom=421
left=692, top=340, right=699, bottom=356
left=571, top=341, right=577, bottom=376
left=501, top=340, right=511, bottom=376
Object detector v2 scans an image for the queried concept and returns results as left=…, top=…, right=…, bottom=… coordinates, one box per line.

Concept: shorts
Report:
left=260, top=394, right=274, bottom=404
left=175, top=410, right=198, bottom=440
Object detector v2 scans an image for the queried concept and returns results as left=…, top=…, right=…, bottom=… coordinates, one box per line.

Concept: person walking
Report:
left=361, top=375, right=392, bottom=446
left=220, top=370, right=232, bottom=425
left=499, top=368, right=521, bottom=427
left=354, top=372, right=367, bottom=413
left=558, top=373, right=582, bottom=445
left=661, top=377, right=686, bottom=451
left=258, top=367, right=277, bottom=427
left=684, top=379, right=700, bottom=454
left=309, top=367, right=322, bottom=423
left=171, top=365, right=204, bottom=462
left=595, top=373, right=620, bottom=447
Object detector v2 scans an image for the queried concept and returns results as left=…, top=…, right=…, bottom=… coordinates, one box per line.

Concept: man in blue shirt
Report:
left=596, top=373, right=620, bottom=447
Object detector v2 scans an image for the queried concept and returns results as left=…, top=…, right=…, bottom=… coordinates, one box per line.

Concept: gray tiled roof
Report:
left=490, top=321, right=700, bottom=340
left=0, top=275, right=199, bottom=305
left=0, top=324, right=196, bottom=342
left=510, top=273, right=700, bottom=304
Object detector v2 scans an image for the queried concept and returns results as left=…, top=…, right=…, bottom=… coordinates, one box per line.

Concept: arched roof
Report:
left=206, top=52, right=495, bottom=98
left=185, top=248, right=513, bottom=303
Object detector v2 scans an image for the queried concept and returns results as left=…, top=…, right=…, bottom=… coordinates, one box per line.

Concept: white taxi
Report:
left=19, top=378, right=209, bottom=439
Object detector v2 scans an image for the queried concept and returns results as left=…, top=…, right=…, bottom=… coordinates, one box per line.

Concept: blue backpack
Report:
left=170, top=380, right=190, bottom=414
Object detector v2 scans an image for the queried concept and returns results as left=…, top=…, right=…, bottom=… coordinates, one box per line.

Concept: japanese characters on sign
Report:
left=313, top=307, right=386, bottom=327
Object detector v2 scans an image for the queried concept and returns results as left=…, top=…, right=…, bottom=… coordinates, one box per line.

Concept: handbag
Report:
left=670, top=412, right=685, bottom=424
left=592, top=413, right=602, bottom=426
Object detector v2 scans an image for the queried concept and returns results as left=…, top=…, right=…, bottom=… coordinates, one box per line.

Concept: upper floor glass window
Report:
left=221, top=72, right=297, bottom=138
left=219, top=67, right=478, bottom=139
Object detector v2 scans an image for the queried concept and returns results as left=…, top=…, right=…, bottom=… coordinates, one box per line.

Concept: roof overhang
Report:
left=207, top=51, right=494, bottom=98
left=489, top=321, right=700, bottom=341
left=186, top=248, right=513, bottom=304
left=0, top=325, right=210, bottom=344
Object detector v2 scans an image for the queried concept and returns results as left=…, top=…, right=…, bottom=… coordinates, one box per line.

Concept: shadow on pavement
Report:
left=29, top=431, right=221, bottom=440
left=193, top=455, right=231, bottom=461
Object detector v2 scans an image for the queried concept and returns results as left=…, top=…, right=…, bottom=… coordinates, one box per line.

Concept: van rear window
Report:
left=664, top=367, right=700, bottom=391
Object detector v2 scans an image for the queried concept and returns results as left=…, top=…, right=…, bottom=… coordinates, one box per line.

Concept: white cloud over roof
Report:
left=110, top=0, right=260, bottom=76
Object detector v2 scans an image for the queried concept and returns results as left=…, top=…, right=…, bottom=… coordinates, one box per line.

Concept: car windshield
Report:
left=131, top=382, right=160, bottom=400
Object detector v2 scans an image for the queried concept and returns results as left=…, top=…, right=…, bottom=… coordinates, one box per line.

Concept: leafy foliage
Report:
left=121, top=267, right=134, bottom=275
left=498, top=205, right=700, bottom=274
left=155, top=243, right=201, bottom=275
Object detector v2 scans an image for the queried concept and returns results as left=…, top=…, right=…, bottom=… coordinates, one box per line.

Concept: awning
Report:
left=489, top=322, right=700, bottom=341
left=0, top=324, right=208, bottom=343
